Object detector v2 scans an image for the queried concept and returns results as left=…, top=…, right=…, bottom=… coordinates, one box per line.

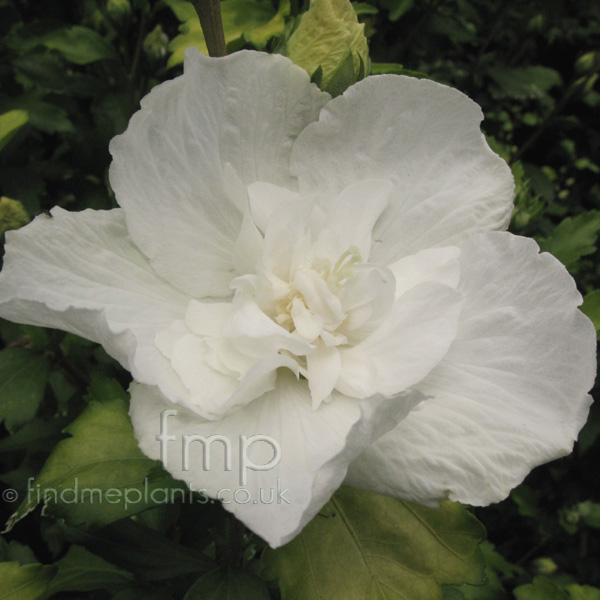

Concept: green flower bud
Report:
left=285, top=0, right=369, bottom=95
left=0, top=197, right=29, bottom=237
left=533, top=557, right=558, bottom=576
left=575, top=52, right=598, bottom=76
left=143, top=25, right=169, bottom=62
left=107, top=0, right=132, bottom=21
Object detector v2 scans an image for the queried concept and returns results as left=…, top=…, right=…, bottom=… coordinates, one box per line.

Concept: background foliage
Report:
left=0, top=0, right=599, bottom=598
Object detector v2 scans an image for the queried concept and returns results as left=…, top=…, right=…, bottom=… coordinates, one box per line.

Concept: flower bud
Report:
left=284, top=0, right=369, bottom=95
left=575, top=52, right=598, bottom=76
left=0, top=197, right=29, bottom=237
left=107, top=0, right=132, bottom=21
left=143, top=25, right=169, bottom=62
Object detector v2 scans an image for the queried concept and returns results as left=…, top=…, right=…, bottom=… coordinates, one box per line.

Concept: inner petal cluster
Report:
left=265, top=246, right=363, bottom=343
left=155, top=180, right=397, bottom=418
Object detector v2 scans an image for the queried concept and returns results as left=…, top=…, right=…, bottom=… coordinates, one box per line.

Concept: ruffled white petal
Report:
left=291, top=75, right=514, bottom=266
left=312, top=179, right=391, bottom=263
left=306, top=346, right=341, bottom=409
left=129, top=374, right=424, bottom=548
left=390, top=246, right=461, bottom=299
left=346, top=232, right=596, bottom=506
left=109, top=50, right=329, bottom=298
left=337, top=281, right=463, bottom=397
left=0, top=208, right=189, bottom=401
left=155, top=311, right=303, bottom=419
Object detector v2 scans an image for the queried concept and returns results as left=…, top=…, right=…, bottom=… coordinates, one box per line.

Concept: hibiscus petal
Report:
left=109, top=50, right=329, bottom=298
left=389, top=246, right=461, bottom=299
left=337, top=282, right=463, bottom=397
left=129, top=373, right=425, bottom=548
left=346, top=232, right=596, bottom=506
left=306, top=346, right=341, bottom=409
left=312, top=179, right=391, bottom=262
left=291, top=75, right=514, bottom=266
left=232, top=211, right=264, bottom=276
left=156, top=316, right=303, bottom=419
left=0, top=208, right=189, bottom=402
left=247, top=182, right=300, bottom=234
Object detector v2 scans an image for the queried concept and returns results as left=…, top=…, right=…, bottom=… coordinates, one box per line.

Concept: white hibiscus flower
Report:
left=0, top=50, right=595, bottom=548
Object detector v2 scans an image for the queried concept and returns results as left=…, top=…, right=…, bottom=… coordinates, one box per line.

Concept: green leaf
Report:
left=514, top=577, right=569, bottom=600
left=0, top=196, right=29, bottom=236
left=382, top=0, right=413, bottom=21
left=244, top=0, right=289, bottom=48
left=0, top=110, right=28, bottom=152
left=352, top=2, right=378, bottom=16
left=0, top=96, right=74, bottom=134
left=63, top=519, right=213, bottom=581
left=578, top=404, right=600, bottom=454
left=489, top=66, right=562, bottom=100
left=0, top=348, right=51, bottom=433
left=42, top=26, right=119, bottom=65
left=370, top=63, right=430, bottom=78
left=0, top=417, right=65, bottom=454
left=324, top=50, right=357, bottom=97
left=443, top=588, right=468, bottom=600
left=537, top=211, right=600, bottom=270
left=45, top=545, right=133, bottom=595
left=166, top=0, right=277, bottom=68
left=184, top=567, right=270, bottom=600
left=85, top=372, right=128, bottom=404
left=0, top=539, right=38, bottom=566
left=262, top=487, right=486, bottom=600
left=572, top=501, right=600, bottom=528
left=284, top=0, right=369, bottom=90
left=310, top=65, right=324, bottom=87
left=581, top=290, right=600, bottom=340
left=13, top=54, right=102, bottom=96
left=5, top=397, right=184, bottom=531
left=0, top=562, right=56, bottom=600
left=566, top=584, right=600, bottom=600
left=452, top=542, right=518, bottom=599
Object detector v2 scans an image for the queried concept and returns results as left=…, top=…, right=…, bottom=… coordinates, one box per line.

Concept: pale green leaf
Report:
left=0, top=110, right=28, bottom=152
left=166, top=0, right=277, bottom=68
left=5, top=398, right=184, bottom=531
left=244, top=0, right=289, bottom=48
left=0, top=348, right=51, bottom=433
left=284, top=0, right=369, bottom=89
left=537, top=211, right=600, bottom=270
left=184, top=568, right=270, bottom=600
left=0, top=562, right=56, bottom=600
left=262, top=487, right=486, bottom=600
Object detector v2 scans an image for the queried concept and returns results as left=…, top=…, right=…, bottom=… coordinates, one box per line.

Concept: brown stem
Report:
left=191, top=0, right=227, bottom=57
